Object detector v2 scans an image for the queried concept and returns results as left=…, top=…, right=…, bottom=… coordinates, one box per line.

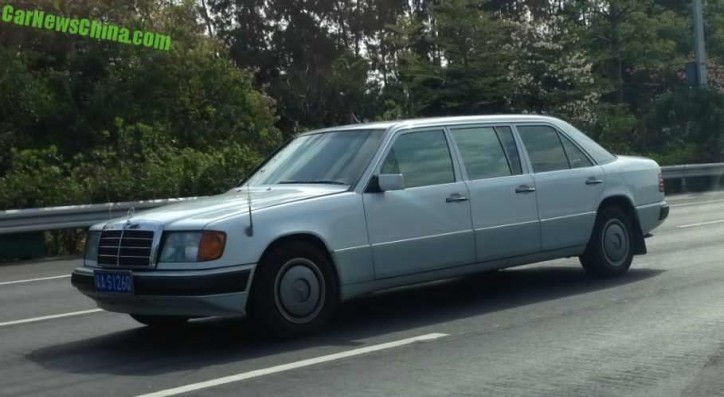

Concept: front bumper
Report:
left=71, top=265, right=254, bottom=317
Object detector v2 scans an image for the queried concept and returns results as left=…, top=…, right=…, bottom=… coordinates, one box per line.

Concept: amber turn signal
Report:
left=197, top=231, right=226, bottom=261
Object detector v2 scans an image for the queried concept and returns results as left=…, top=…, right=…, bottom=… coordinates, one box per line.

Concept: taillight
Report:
left=658, top=173, right=665, bottom=192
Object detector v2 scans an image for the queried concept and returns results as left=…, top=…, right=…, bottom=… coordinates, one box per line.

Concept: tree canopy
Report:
left=1, top=0, right=723, bottom=211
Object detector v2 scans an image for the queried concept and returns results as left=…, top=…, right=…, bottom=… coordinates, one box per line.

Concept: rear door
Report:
left=363, top=128, right=475, bottom=279
left=449, top=125, right=540, bottom=262
left=516, top=124, right=604, bottom=251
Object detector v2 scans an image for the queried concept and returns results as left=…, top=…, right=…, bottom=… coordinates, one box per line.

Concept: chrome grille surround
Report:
left=97, top=221, right=164, bottom=268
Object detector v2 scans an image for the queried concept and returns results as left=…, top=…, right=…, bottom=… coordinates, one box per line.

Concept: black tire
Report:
left=130, top=314, right=189, bottom=327
left=580, top=205, right=635, bottom=278
left=248, top=241, right=338, bottom=338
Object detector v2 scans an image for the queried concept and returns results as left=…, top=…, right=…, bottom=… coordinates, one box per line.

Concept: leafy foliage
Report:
left=643, top=87, right=724, bottom=165
left=0, top=0, right=280, bottom=211
left=2, top=0, right=724, bottom=215
left=0, top=121, right=264, bottom=209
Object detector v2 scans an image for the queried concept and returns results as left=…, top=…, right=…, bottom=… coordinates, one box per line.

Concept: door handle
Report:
left=585, top=177, right=603, bottom=185
left=446, top=193, right=469, bottom=203
left=515, top=185, right=536, bottom=193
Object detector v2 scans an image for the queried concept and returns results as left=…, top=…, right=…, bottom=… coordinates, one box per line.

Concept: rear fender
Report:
left=596, top=195, right=646, bottom=255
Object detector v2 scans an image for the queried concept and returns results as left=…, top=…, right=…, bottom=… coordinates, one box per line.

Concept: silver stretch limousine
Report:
left=72, top=115, right=669, bottom=336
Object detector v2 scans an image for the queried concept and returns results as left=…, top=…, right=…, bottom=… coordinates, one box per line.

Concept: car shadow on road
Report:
left=26, top=263, right=664, bottom=377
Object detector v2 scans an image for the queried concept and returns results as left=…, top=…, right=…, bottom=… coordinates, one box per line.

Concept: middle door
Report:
left=449, top=125, right=541, bottom=262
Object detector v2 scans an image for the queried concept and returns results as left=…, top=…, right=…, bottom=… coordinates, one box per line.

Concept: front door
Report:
left=363, top=129, right=475, bottom=279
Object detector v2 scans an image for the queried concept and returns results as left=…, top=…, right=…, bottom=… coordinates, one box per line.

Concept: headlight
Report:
left=160, top=232, right=202, bottom=262
left=159, top=231, right=226, bottom=262
left=84, top=231, right=100, bottom=263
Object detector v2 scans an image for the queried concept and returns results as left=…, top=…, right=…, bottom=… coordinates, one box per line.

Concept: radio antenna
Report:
left=244, top=179, right=254, bottom=236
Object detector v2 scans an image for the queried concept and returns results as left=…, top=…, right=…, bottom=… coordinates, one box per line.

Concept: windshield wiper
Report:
left=278, top=180, right=348, bottom=185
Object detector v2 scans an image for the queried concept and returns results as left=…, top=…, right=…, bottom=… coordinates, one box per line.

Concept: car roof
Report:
left=301, top=114, right=564, bottom=135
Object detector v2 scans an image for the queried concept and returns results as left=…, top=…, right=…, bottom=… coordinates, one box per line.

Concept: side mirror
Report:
left=378, top=173, right=405, bottom=192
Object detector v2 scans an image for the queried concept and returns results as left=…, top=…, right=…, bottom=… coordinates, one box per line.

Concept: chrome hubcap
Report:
left=274, top=258, right=325, bottom=324
left=602, top=219, right=629, bottom=266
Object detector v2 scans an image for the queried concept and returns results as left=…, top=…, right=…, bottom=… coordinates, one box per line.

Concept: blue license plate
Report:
left=94, top=270, right=134, bottom=294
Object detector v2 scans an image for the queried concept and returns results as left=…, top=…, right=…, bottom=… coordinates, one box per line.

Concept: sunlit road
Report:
left=1, top=192, right=724, bottom=397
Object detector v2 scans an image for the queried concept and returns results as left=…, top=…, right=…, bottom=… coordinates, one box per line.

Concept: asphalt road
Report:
left=1, top=192, right=724, bottom=397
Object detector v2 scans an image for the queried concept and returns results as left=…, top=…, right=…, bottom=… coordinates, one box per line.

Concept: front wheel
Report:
left=580, top=206, right=635, bottom=278
left=248, top=241, right=338, bottom=338
left=129, top=314, right=189, bottom=327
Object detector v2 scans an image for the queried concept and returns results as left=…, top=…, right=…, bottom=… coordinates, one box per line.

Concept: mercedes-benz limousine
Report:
left=72, top=115, right=669, bottom=336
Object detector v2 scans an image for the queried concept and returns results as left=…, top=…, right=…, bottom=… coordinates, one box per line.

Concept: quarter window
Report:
left=451, top=127, right=513, bottom=180
left=380, top=130, right=455, bottom=188
left=494, top=126, right=523, bottom=175
left=560, top=134, right=594, bottom=168
left=517, top=125, right=570, bottom=173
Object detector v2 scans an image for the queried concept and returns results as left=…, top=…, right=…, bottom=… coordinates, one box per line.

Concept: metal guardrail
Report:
left=0, top=163, right=722, bottom=235
left=661, top=163, right=724, bottom=192
left=0, top=197, right=199, bottom=235
left=661, top=163, right=724, bottom=179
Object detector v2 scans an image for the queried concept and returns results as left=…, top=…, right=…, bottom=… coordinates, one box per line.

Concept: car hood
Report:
left=96, top=185, right=348, bottom=229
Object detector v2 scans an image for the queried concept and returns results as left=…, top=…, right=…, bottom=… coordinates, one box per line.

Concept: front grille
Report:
left=97, top=229, right=154, bottom=267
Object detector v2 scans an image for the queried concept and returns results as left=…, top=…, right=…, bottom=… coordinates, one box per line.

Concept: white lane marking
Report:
left=677, top=219, right=724, bottom=229
left=135, top=332, right=449, bottom=397
left=0, top=309, right=103, bottom=328
left=670, top=199, right=724, bottom=208
left=0, top=274, right=70, bottom=286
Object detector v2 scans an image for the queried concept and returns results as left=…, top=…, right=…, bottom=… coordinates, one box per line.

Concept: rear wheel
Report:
left=129, top=314, right=188, bottom=327
left=248, top=241, right=338, bottom=338
left=580, top=206, right=635, bottom=278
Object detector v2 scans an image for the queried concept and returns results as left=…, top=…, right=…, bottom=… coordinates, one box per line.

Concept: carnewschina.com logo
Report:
left=1, top=4, right=171, bottom=51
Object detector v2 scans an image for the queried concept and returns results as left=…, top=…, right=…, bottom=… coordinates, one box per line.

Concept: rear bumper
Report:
left=636, top=201, right=668, bottom=234
left=659, top=203, right=669, bottom=221
left=71, top=265, right=254, bottom=317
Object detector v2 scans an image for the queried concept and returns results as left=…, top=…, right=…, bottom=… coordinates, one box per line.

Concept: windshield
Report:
left=245, top=129, right=386, bottom=186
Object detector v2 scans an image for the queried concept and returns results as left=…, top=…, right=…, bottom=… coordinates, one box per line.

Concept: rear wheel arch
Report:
left=595, top=195, right=646, bottom=255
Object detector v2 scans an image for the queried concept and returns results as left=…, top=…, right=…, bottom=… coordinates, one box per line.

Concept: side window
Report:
left=380, top=130, right=455, bottom=188
left=494, top=126, right=523, bottom=175
left=517, top=125, right=570, bottom=173
left=451, top=127, right=512, bottom=180
left=560, top=134, right=594, bottom=168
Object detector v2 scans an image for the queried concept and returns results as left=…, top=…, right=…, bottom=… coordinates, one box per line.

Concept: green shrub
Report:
left=0, top=121, right=269, bottom=211
left=643, top=87, right=724, bottom=164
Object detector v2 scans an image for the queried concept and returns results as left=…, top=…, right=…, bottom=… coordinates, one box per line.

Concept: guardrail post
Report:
left=680, top=164, right=689, bottom=193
